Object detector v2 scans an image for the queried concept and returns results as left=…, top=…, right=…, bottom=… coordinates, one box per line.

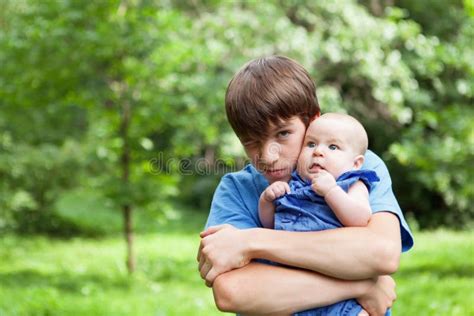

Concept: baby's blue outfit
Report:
left=275, top=169, right=390, bottom=316
left=274, top=170, right=379, bottom=233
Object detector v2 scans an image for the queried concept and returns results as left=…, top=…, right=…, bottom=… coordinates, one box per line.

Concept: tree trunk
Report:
left=123, top=203, right=134, bottom=273
left=121, top=100, right=135, bottom=274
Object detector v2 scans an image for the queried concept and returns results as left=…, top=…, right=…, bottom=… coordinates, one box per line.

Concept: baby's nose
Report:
left=312, top=145, right=324, bottom=156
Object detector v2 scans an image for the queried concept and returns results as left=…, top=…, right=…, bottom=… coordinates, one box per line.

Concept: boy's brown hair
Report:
left=225, top=55, right=320, bottom=143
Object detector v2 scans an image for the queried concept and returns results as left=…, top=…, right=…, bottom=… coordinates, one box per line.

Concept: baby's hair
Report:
left=319, top=113, right=368, bottom=155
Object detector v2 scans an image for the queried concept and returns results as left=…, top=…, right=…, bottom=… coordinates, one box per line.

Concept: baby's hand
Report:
left=311, top=170, right=337, bottom=196
left=263, top=181, right=291, bottom=202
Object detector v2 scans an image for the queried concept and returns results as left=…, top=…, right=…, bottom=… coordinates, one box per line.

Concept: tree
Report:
left=0, top=0, right=197, bottom=272
left=0, top=0, right=471, bottom=251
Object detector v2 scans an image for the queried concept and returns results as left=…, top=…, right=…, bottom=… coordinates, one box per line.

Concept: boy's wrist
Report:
left=245, top=228, right=266, bottom=260
left=356, top=277, right=377, bottom=298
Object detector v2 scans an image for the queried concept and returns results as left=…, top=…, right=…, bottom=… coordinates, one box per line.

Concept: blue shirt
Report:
left=205, top=150, right=414, bottom=252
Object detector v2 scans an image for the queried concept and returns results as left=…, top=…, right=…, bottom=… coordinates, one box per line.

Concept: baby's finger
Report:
left=277, top=184, right=287, bottom=194
left=273, top=188, right=283, bottom=197
left=283, top=182, right=291, bottom=193
left=268, top=190, right=276, bottom=200
left=319, top=170, right=329, bottom=176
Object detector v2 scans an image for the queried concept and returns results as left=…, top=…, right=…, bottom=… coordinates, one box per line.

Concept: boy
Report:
left=198, top=56, right=413, bottom=315
left=259, top=113, right=382, bottom=315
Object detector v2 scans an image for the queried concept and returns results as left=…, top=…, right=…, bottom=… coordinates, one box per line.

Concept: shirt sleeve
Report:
left=205, top=174, right=261, bottom=229
left=364, top=151, right=414, bottom=252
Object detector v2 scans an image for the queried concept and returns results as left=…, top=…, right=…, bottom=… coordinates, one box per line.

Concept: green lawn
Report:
left=394, top=229, right=474, bottom=315
left=1, top=210, right=473, bottom=316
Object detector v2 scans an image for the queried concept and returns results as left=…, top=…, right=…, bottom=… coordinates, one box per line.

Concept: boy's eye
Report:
left=329, top=144, right=339, bottom=150
left=243, top=140, right=259, bottom=149
left=307, top=142, right=316, bottom=148
left=278, top=130, right=290, bottom=138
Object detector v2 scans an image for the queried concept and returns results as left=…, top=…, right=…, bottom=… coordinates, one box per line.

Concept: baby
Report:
left=259, top=112, right=381, bottom=316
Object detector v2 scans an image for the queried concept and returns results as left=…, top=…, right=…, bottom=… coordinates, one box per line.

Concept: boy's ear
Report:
left=353, top=155, right=365, bottom=170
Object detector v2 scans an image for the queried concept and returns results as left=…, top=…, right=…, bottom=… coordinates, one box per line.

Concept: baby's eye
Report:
left=329, top=144, right=339, bottom=150
left=307, top=142, right=316, bottom=148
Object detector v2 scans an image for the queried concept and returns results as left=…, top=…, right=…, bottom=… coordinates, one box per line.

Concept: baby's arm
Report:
left=258, top=181, right=290, bottom=228
left=312, top=171, right=371, bottom=227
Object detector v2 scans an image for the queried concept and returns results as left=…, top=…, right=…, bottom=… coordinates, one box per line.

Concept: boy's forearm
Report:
left=325, top=186, right=371, bottom=227
left=212, top=262, right=374, bottom=315
left=246, top=212, right=401, bottom=280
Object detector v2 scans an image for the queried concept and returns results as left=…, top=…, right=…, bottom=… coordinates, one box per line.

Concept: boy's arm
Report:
left=249, top=212, right=401, bottom=279
left=324, top=181, right=371, bottom=227
left=212, top=262, right=395, bottom=316
left=199, top=212, right=400, bottom=283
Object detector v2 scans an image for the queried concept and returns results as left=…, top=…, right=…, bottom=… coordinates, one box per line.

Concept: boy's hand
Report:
left=357, top=275, right=397, bottom=316
left=262, top=181, right=291, bottom=202
left=311, top=170, right=337, bottom=196
left=197, top=224, right=251, bottom=287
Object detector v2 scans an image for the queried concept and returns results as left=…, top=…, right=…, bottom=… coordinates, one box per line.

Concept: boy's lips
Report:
left=264, top=168, right=288, bottom=178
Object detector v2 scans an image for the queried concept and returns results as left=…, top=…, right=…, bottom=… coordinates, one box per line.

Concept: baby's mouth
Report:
left=309, top=163, right=325, bottom=172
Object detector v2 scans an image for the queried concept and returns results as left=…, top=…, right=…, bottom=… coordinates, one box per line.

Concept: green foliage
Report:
left=394, top=0, right=467, bottom=40
left=54, top=189, right=123, bottom=236
left=387, top=3, right=474, bottom=227
left=0, top=0, right=195, bottom=232
left=0, top=0, right=472, bottom=232
left=0, top=138, right=86, bottom=233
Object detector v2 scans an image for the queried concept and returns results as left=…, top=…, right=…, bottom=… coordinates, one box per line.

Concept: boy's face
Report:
left=297, top=117, right=361, bottom=180
left=243, top=117, right=306, bottom=184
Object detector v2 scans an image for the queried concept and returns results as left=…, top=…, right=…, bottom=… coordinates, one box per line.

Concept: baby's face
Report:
left=297, top=117, right=360, bottom=180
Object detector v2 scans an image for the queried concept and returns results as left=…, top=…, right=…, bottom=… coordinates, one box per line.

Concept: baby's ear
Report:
left=353, top=155, right=365, bottom=170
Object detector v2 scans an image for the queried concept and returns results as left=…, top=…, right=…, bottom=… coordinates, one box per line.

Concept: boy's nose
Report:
left=260, top=142, right=280, bottom=164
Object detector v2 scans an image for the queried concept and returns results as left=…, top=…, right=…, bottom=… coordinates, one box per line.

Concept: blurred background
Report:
left=0, top=0, right=472, bottom=315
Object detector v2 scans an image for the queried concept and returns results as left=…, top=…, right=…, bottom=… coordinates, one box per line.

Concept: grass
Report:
left=0, top=208, right=218, bottom=316
left=394, top=230, right=474, bottom=315
left=0, top=208, right=473, bottom=316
